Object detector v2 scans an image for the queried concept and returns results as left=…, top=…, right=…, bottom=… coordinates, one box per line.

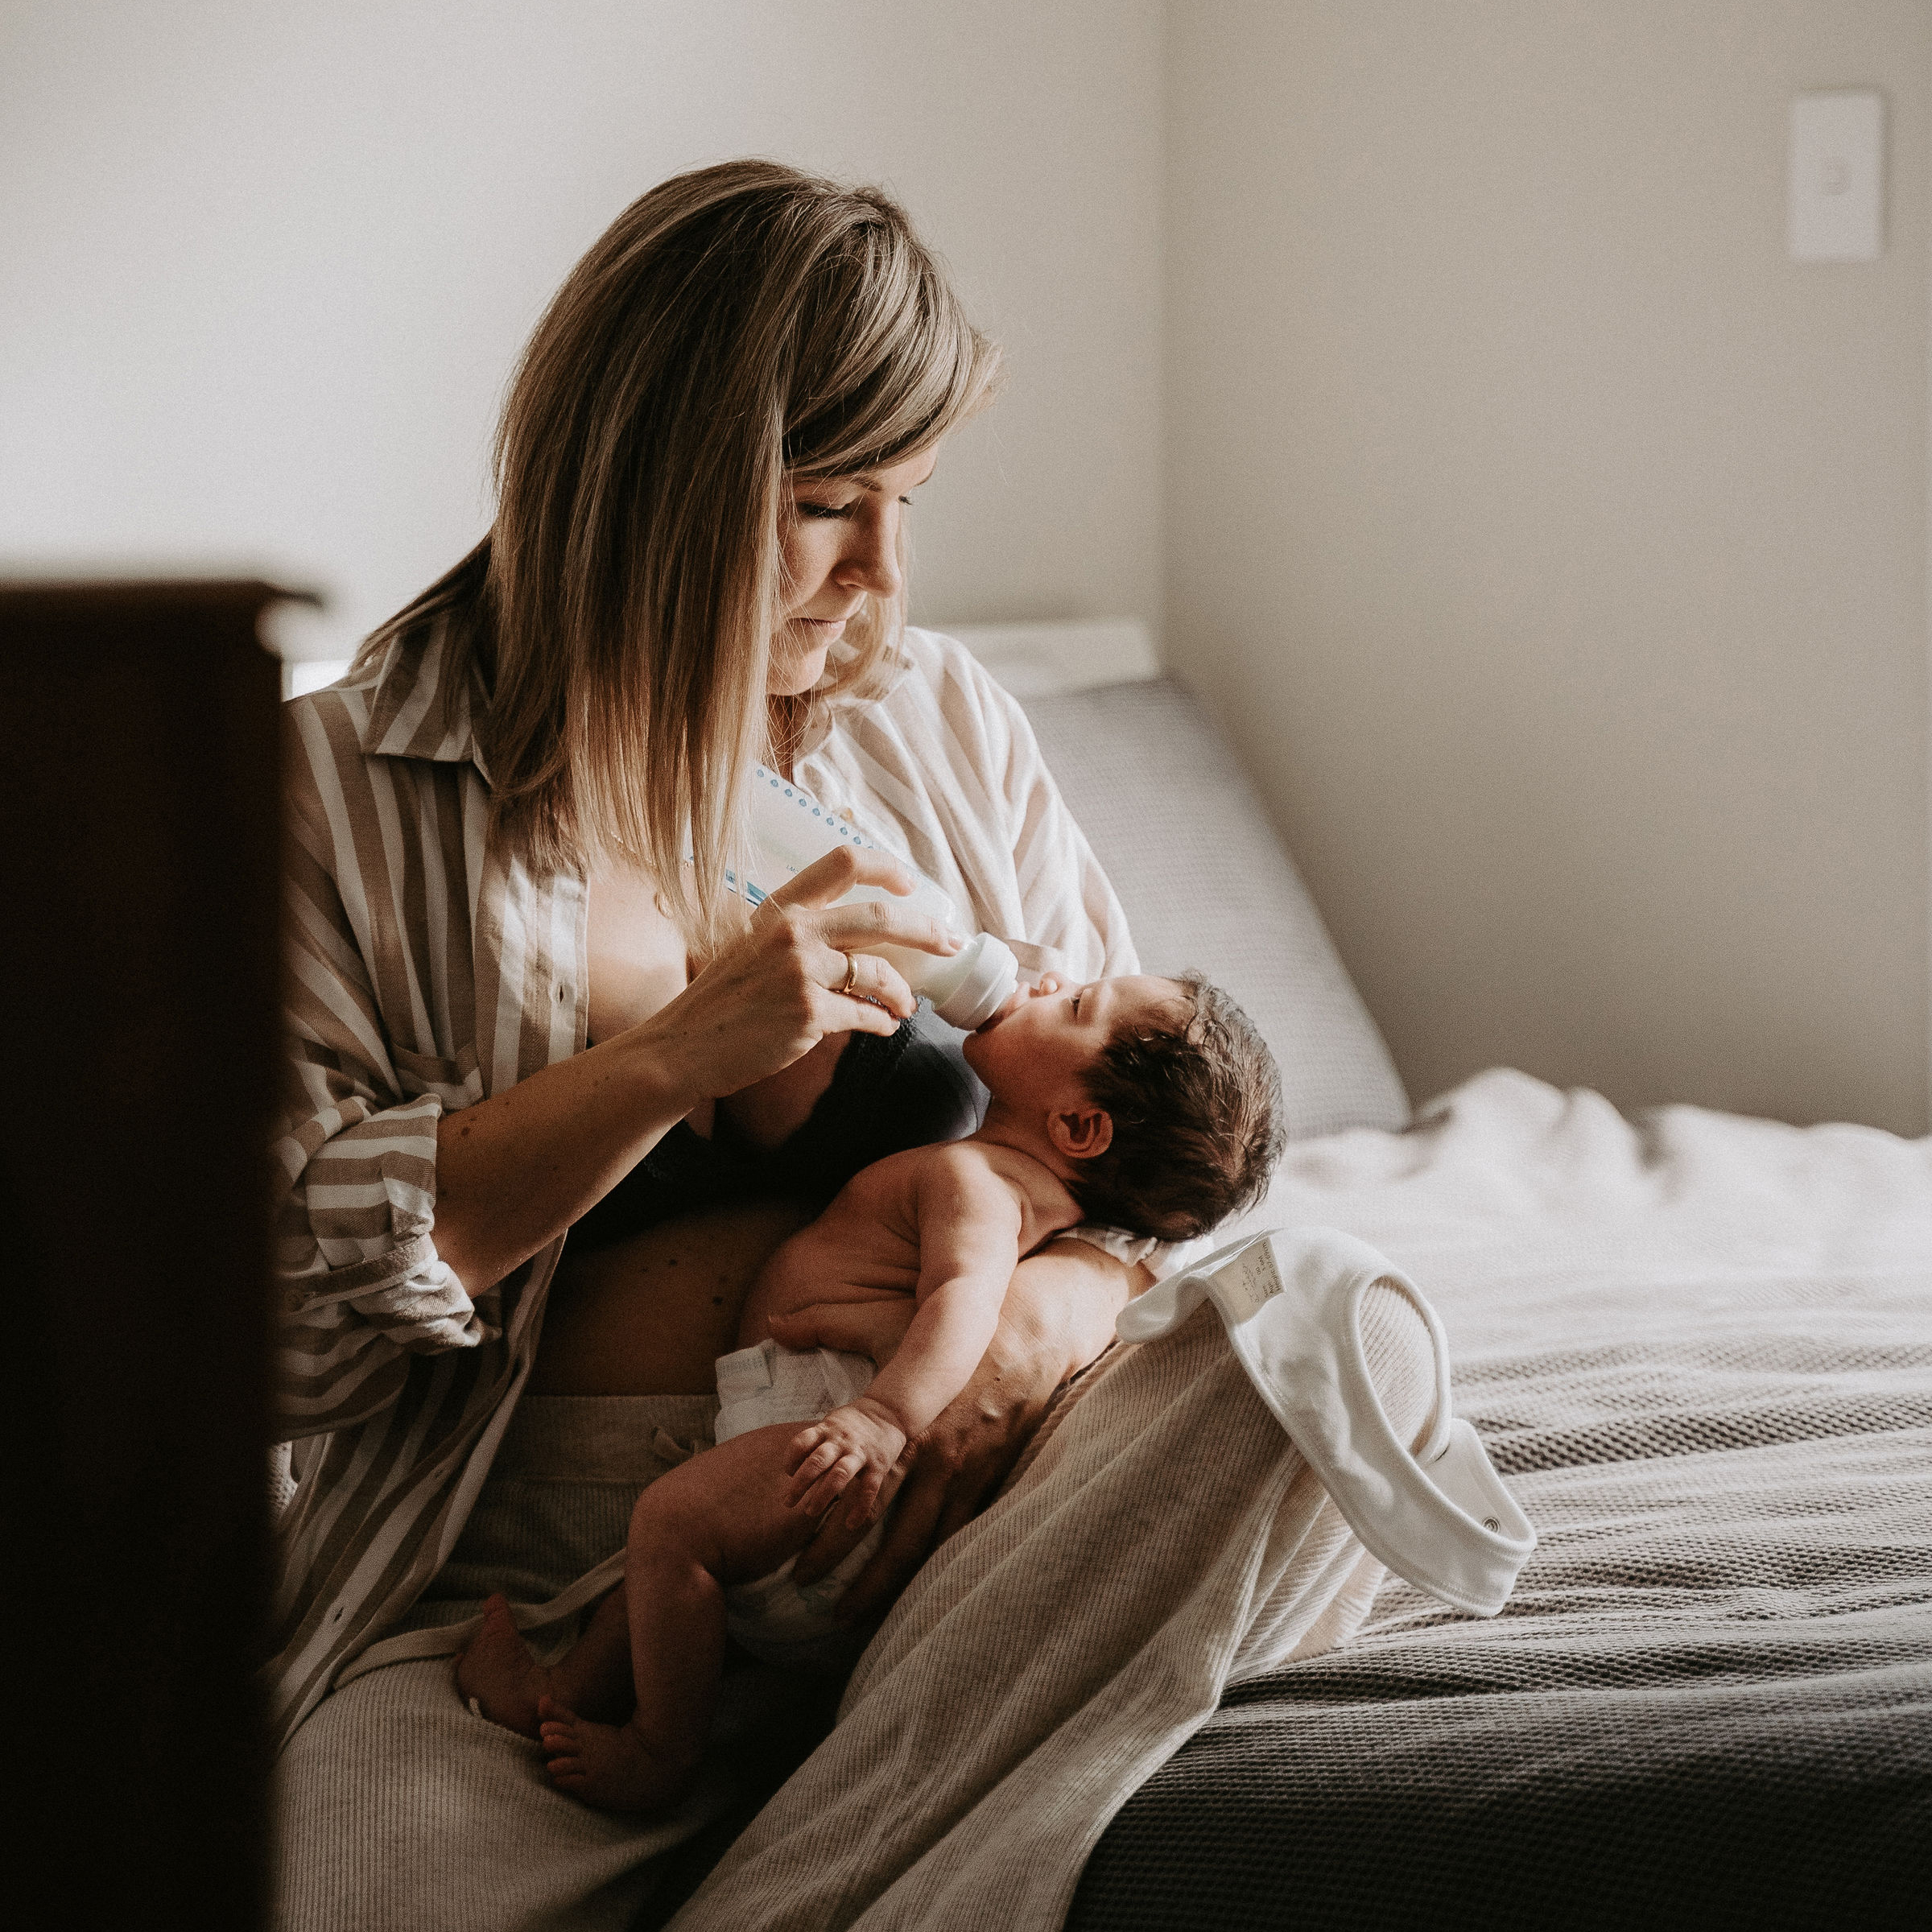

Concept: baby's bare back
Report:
left=738, top=1137, right=1077, bottom=1347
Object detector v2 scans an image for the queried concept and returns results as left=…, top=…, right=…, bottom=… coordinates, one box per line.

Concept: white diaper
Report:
left=712, top=1339, right=887, bottom=1670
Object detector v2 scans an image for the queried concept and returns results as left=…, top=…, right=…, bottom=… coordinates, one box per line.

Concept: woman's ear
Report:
left=1049, top=1104, right=1113, bottom=1163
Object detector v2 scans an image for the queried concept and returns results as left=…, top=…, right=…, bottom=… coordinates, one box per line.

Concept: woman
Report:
left=270, top=161, right=1157, bottom=1926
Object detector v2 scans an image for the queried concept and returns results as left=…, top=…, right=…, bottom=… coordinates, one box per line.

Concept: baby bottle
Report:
left=738, top=766, right=1019, bottom=1030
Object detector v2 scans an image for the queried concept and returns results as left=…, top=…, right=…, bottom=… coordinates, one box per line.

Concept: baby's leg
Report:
left=454, top=1586, right=633, bottom=1739
left=539, top=1424, right=828, bottom=1814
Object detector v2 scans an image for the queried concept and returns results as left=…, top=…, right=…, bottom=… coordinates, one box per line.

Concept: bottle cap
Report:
left=931, top=933, right=1019, bottom=1030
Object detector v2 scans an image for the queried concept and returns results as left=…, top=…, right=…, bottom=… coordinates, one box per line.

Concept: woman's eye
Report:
left=797, top=500, right=856, bottom=520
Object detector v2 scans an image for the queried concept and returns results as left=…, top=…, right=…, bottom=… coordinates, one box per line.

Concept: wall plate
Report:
left=1789, top=90, right=1884, bottom=263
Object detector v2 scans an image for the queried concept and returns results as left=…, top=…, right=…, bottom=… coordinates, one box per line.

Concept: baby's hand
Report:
left=785, top=1397, right=910, bottom=1529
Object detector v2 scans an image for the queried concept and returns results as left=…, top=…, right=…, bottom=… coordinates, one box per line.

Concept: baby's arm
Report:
left=785, top=1151, right=1024, bottom=1525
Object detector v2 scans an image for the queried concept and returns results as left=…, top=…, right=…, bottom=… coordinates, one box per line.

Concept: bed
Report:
left=29, top=587, right=1920, bottom=1929
left=1008, top=653, right=1932, bottom=1931
left=642, top=634, right=1929, bottom=1929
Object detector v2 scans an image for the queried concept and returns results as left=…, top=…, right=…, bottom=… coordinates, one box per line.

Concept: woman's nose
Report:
left=836, top=506, right=902, bottom=600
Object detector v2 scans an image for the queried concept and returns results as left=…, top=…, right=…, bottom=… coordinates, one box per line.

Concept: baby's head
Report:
left=963, top=970, right=1284, bottom=1241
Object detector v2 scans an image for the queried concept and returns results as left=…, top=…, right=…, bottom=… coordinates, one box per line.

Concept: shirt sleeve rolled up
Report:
left=271, top=724, right=497, bottom=1441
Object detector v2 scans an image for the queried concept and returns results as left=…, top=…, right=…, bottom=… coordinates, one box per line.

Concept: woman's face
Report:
left=770, top=445, right=940, bottom=696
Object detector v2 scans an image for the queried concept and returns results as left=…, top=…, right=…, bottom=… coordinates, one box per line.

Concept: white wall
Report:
left=8, top=1, right=1931, bottom=1135
left=0, top=0, right=1165, bottom=659
left=1167, top=0, right=1932, bottom=1133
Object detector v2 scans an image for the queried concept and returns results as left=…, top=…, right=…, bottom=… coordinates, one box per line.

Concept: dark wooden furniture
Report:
left=2, top=582, right=295, bottom=1932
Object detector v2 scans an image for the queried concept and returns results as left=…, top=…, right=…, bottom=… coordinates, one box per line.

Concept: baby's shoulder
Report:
left=911, top=1136, right=1011, bottom=1185
left=916, top=1137, right=1075, bottom=1220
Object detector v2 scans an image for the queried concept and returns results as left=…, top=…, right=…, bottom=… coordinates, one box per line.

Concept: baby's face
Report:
left=962, top=973, right=1188, bottom=1104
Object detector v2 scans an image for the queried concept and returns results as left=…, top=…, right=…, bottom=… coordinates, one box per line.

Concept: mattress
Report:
left=1072, top=1069, right=1932, bottom=1930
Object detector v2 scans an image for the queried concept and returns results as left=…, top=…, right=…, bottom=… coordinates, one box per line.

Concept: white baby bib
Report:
left=1117, top=1227, right=1534, bottom=1617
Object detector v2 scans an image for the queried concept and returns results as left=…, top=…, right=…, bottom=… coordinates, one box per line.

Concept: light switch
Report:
left=1788, top=90, right=1884, bottom=262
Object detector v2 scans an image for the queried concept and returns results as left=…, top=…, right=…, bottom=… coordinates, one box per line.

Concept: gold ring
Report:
left=839, top=952, right=860, bottom=997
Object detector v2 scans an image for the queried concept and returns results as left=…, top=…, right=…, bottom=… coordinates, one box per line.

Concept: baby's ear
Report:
left=1049, top=1103, right=1113, bottom=1163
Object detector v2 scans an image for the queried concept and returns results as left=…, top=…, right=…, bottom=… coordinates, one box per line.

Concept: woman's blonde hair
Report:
left=360, top=159, right=1001, bottom=947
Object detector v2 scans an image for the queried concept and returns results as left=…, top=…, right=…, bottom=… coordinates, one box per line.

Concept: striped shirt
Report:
left=268, top=617, right=1136, bottom=1748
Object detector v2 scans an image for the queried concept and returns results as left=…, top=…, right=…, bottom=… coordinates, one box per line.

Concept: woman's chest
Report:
left=584, top=857, right=692, bottom=1046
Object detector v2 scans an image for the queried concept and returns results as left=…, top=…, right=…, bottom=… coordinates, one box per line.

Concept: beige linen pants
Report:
left=270, top=1392, right=829, bottom=1932
left=274, top=1290, right=1432, bottom=1932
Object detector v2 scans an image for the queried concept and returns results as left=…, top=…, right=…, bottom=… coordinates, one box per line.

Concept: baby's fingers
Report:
left=794, top=1453, right=865, bottom=1519
left=842, top=1462, right=888, bottom=1530
left=785, top=1425, right=828, bottom=1476
left=786, top=1439, right=848, bottom=1509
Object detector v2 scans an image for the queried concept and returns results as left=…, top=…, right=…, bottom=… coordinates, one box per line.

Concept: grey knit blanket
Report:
left=1075, top=1069, right=1932, bottom=1931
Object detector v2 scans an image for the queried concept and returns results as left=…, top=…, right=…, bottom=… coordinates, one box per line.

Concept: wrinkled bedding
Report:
left=1073, top=1068, right=1932, bottom=1931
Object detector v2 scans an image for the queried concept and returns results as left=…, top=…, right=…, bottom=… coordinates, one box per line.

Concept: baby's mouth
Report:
left=976, top=986, right=1034, bottom=1032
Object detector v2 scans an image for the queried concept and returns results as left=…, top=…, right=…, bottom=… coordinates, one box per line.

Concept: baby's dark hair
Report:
left=1067, top=971, right=1286, bottom=1242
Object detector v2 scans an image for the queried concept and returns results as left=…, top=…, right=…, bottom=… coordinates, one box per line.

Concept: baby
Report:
left=456, top=968, right=1283, bottom=1811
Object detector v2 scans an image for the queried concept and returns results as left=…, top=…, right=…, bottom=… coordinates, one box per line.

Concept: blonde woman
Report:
left=270, top=162, right=1158, bottom=1925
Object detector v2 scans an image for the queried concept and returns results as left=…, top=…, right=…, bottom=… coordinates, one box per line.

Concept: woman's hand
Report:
left=789, top=1240, right=1148, bottom=1616
left=436, top=849, right=960, bottom=1298
left=638, top=845, right=963, bottom=1106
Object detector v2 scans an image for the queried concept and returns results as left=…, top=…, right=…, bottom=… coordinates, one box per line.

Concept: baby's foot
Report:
left=537, top=1695, right=700, bottom=1814
left=454, top=1594, right=553, bottom=1738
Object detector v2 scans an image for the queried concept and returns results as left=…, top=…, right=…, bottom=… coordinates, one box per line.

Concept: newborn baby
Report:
left=457, top=968, right=1282, bottom=1812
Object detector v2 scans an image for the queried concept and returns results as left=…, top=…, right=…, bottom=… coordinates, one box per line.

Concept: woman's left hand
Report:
left=787, top=1240, right=1148, bottom=1615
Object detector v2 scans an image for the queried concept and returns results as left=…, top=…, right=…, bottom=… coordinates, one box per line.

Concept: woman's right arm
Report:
left=276, top=823, right=956, bottom=1439
left=432, top=850, right=961, bottom=1290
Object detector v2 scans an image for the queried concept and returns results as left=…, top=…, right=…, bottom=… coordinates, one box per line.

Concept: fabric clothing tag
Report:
left=1212, top=1237, right=1285, bottom=1323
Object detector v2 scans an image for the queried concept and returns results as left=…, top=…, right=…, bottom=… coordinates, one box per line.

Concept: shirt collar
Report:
left=356, top=614, right=493, bottom=785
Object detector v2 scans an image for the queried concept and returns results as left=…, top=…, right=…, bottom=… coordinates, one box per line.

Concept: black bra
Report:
left=567, top=1007, right=988, bottom=1255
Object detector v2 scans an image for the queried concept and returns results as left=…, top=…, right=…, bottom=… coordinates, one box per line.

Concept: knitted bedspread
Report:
left=675, top=1069, right=1932, bottom=1932
left=1074, top=1068, right=1932, bottom=1931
